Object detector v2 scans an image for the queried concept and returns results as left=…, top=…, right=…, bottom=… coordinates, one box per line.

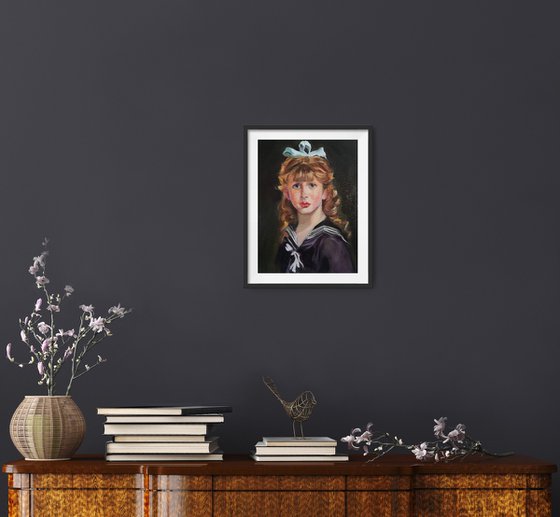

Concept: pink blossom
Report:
left=444, top=424, right=466, bottom=444
left=63, top=347, right=73, bottom=361
left=64, top=285, right=74, bottom=296
left=433, top=417, right=447, bottom=438
left=109, top=304, right=126, bottom=318
left=20, top=330, right=28, bottom=343
left=41, top=337, right=53, bottom=353
left=37, top=322, right=51, bottom=335
left=34, top=252, right=47, bottom=267
left=89, top=317, right=106, bottom=333
left=80, top=304, right=94, bottom=313
left=47, top=304, right=60, bottom=313
left=37, top=362, right=45, bottom=375
left=341, top=434, right=361, bottom=450
left=412, top=442, right=430, bottom=461
left=35, top=276, right=50, bottom=287
left=29, top=251, right=48, bottom=276
left=34, top=298, right=42, bottom=312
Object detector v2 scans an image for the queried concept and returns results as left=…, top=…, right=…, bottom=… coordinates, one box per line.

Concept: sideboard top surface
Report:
left=3, top=454, right=556, bottom=476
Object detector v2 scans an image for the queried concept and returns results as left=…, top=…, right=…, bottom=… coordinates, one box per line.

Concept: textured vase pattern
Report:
left=10, top=396, right=86, bottom=460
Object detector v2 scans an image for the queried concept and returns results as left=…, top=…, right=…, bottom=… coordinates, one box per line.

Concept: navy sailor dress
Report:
left=276, top=220, right=356, bottom=273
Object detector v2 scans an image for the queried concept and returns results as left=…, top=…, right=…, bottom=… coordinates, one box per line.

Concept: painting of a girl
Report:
left=275, top=141, right=356, bottom=273
left=246, top=127, right=370, bottom=287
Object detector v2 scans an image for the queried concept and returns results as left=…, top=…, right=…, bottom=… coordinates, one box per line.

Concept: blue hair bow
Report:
left=282, top=140, right=327, bottom=159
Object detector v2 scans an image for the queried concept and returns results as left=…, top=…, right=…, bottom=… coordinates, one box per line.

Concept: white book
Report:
left=107, top=453, right=223, bottom=462
left=106, top=440, right=218, bottom=454
left=104, top=424, right=208, bottom=435
left=255, top=442, right=336, bottom=456
left=114, top=435, right=207, bottom=443
left=263, top=437, right=337, bottom=447
left=106, top=415, right=224, bottom=424
left=251, top=454, right=348, bottom=462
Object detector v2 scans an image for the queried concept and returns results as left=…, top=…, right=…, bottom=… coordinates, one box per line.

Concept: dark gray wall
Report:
left=1, top=0, right=559, bottom=511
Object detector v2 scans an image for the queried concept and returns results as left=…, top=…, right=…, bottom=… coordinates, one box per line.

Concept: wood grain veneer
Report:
left=3, top=454, right=556, bottom=516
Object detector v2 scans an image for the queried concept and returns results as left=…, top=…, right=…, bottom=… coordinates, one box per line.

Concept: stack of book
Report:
left=251, top=437, right=348, bottom=462
left=98, top=405, right=231, bottom=462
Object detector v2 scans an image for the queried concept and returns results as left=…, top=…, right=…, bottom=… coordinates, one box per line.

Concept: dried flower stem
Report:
left=341, top=418, right=514, bottom=463
left=6, top=241, right=131, bottom=395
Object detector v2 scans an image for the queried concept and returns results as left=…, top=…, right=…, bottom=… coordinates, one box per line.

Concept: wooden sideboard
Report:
left=3, top=454, right=556, bottom=516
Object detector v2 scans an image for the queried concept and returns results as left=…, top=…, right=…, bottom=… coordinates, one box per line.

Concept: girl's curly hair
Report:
left=277, top=155, right=350, bottom=241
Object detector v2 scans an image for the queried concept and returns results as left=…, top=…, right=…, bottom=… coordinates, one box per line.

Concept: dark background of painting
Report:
left=1, top=0, right=560, bottom=510
left=257, top=139, right=358, bottom=273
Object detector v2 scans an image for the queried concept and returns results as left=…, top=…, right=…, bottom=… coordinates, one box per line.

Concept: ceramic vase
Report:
left=9, top=395, right=85, bottom=460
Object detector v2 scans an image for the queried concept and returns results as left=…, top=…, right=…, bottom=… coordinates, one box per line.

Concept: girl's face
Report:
left=285, top=178, right=327, bottom=216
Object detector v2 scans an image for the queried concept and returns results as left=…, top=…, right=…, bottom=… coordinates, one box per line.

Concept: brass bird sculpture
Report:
left=263, top=376, right=317, bottom=437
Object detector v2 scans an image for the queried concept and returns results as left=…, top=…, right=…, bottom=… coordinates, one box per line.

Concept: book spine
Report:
left=255, top=448, right=336, bottom=455
left=104, top=424, right=208, bottom=435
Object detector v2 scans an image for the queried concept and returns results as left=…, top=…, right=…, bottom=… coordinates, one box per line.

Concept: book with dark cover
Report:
left=105, top=414, right=224, bottom=423
left=97, top=405, right=232, bottom=416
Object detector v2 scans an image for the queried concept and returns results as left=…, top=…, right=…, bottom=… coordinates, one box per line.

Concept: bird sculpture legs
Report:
left=292, top=420, right=305, bottom=438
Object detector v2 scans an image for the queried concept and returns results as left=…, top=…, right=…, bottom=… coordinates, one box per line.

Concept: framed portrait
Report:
left=245, top=126, right=372, bottom=287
